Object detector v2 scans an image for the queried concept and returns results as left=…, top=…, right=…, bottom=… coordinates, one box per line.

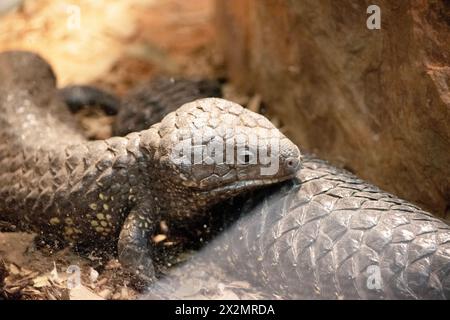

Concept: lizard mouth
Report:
left=199, top=172, right=297, bottom=196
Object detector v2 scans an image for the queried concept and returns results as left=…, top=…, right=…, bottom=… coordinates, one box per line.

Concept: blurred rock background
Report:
left=216, top=0, right=450, bottom=218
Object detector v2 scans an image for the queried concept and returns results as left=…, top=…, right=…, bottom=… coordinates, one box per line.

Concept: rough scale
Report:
left=0, top=51, right=301, bottom=282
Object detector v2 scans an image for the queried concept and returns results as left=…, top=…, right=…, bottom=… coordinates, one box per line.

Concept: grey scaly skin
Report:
left=56, top=53, right=450, bottom=299
left=0, top=51, right=301, bottom=282
left=77, top=74, right=450, bottom=299
left=145, top=156, right=450, bottom=299
left=59, top=77, right=222, bottom=136
left=113, top=77, right=222, bottom=136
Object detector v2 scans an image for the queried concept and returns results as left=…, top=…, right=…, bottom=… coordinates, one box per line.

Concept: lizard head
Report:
left=143, top=98, right=301, bottom=207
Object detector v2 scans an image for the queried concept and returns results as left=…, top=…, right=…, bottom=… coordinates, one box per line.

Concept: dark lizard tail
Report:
left=58, top=85, right=120, bottom=115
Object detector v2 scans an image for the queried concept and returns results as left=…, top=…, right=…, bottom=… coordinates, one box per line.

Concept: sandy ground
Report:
left=0, top=0, right=223, bottom=88
left=0, top=0, right=232, bottom=300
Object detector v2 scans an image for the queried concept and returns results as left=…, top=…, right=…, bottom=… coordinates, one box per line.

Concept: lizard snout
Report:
left=285, top=156, right=301, bottom=173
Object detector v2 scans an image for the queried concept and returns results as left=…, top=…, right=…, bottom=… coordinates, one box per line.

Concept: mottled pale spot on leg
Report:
left=50, top=217, right=60, bottom=225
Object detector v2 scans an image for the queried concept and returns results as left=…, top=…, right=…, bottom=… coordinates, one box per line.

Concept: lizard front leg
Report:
left=118, top=201, right=157, bottom=285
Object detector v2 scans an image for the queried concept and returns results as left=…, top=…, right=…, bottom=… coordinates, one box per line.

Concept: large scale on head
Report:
left=0, top=50, right=302, bottom=284
left=120, top=98, right=302, bottom=282
left=143, top=98, right=301, bottom=201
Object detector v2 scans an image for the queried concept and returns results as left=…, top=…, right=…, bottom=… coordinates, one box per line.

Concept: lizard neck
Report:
left=130, top=126, right=218, bottom=220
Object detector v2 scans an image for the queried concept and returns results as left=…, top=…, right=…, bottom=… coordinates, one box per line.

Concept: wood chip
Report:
left=105, top=259, right=121, bottom=270
left=98, top=288, right=112, bottom=299
left=33, top=275, right=51, bottom=288
left=89, top=267, right=99, bottom=283
left=159, top=220, right=169, bottom=233
left=96, top=277, right=108, bottom=287
left=152, top=234, right=167, bottom=243
left=69, top=285, right=104, bottom=300
left=8, top=263, right=20, bottom=275
left=111, top=292, right=121, bottom=300
left=120, top=286, right=129, bottom=300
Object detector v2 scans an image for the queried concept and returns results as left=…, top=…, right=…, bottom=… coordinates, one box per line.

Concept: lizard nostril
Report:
left=285, top=157, right=300, bottom=171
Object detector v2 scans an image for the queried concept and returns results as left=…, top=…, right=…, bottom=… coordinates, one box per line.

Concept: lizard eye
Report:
left=239, top=148, right=254, bottom=165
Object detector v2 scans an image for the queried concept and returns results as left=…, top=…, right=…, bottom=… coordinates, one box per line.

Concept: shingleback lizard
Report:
left=0, top=51, right=301, bottom=282
left=63, top=73, right=450, bottom=299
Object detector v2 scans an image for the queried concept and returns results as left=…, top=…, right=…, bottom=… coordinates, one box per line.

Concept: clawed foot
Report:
left=117, top=202, right=158, bottom=289
left=118, top=245, right=156, bottom=289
